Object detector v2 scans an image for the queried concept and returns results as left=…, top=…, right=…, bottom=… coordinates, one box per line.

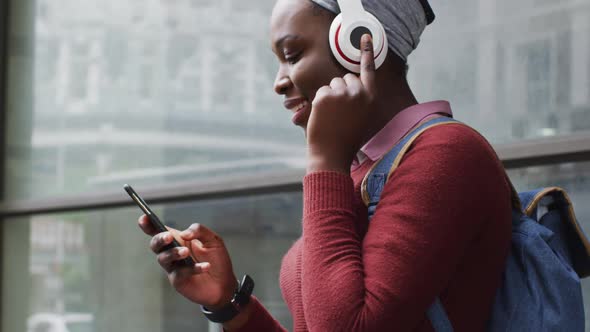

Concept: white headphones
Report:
left=328, top=0, right=388, bottom=73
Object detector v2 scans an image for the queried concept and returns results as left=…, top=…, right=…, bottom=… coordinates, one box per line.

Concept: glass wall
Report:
left=2, top=192, right=302, bottom=332
left=409, top=0, right=590, bottom=143
left=5, top=0, right=590, bottom=201
left=4, top=0, right=305, bottom=201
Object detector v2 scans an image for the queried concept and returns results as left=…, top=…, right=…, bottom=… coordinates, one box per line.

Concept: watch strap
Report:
left=201, top=275, right=254, bottom=323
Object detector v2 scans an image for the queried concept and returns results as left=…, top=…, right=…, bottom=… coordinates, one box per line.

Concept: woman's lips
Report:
left=283, top=98, right=310, bottom=126
left=291, top=102, right=310, bottom=126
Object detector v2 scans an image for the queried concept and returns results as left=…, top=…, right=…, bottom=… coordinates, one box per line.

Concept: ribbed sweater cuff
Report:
left=229, top=296, right=281, bottom=332
left=303, top=171, right=355, bottom=216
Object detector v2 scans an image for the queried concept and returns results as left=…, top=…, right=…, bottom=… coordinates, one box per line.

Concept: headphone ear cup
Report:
left=328, top=13, right=388, bottom=73
left=328, top=14, right=348, bottom=69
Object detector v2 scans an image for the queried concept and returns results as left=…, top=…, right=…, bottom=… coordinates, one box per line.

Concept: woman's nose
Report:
left=274, top=74, right=291, bottom=95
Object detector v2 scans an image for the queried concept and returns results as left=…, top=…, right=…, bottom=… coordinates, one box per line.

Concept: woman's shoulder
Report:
left=380, top=121, right=512, bottom=222
left=419, top=120, right=494, bottom=146
left=408, top=121, right=502, bottom=166
left=390, top=121, right=510, bottom=197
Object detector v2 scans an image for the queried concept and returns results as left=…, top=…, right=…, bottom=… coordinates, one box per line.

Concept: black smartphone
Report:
left=124, top=184, right=195, bottom=267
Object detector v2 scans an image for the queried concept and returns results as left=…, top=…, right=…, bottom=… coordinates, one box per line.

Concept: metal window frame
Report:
left=498, top=131, right=590, bottom=168
left=0, top=132, right=589, bottom=218
left=0, top=0, right=10, bottom=326
left=0, top=0, right=9, bottom=196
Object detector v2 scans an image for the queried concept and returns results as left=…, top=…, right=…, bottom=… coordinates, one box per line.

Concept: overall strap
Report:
left=361, top=116, right=459, bottom=332
left=362, top=117, right=459, bottom=215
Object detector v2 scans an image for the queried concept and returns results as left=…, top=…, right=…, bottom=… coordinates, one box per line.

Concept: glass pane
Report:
left=5, top=0, right=590, bottom=201
left=5, top=0, right=305, bottom=200
left=507, top=161, right=590, bottom=325
left=409, top=1, right=590, bottom=144
left=1, top=192, right=302, bottom=332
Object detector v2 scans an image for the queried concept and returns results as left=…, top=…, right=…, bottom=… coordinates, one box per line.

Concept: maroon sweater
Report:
left=235, top=124, right=512, bottom=331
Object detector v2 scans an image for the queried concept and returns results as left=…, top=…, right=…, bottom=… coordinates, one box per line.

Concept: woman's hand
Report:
left=138, top=215, right=238, bottom=310
left=306, top=34, right=377, bottom=174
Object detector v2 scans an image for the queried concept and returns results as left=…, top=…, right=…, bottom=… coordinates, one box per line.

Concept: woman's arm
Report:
left=137, top=219, right=288, bottom=332
left=300, top=125, right=511, bottom=331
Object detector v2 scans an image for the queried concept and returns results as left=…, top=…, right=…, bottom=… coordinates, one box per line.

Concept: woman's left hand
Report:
left=306, top=34, right=377, bottom=174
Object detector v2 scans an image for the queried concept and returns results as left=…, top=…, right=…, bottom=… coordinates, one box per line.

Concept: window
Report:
left=409, top=1, right=590, bottom=143
left=4, top=0, right=302, bottom=201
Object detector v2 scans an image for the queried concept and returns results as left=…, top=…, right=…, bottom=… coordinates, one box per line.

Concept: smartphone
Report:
left=124, top=184, right=195, bottom=267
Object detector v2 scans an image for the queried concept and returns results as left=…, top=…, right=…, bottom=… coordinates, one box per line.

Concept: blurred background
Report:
left=1, top=0, right=589, bottom=331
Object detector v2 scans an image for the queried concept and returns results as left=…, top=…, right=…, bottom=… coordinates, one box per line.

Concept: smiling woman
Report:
left=138, top=0, right=513, bottom=331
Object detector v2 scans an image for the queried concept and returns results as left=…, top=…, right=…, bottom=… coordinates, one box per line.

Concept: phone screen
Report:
left=124, top=184, right=195, bottom=266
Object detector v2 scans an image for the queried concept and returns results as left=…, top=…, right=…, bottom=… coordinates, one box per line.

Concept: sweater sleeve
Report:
left=300, top=125, right=511, bottom=331
left=230, top=296, right=287, bottom=332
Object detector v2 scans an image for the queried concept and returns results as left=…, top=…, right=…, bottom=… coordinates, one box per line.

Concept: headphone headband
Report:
left=337, top=0, right=365, bottom=20
left=338, top=1, right=368, bottom=27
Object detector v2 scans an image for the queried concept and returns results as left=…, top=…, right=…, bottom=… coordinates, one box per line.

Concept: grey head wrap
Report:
left=310, top=0, right=427, bottom=62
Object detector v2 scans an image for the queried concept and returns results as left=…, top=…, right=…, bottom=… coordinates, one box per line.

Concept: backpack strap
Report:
left=361, top=117, right=460, bottom=220
left=361, top=117, right=525, bottom=219
left=360, top=116, right=458, bottom=331
left=426, top=298, right=454, bottom=332
left=519, top=187, right=590, bottom=277
left=360, top=117, right=523, bottom=332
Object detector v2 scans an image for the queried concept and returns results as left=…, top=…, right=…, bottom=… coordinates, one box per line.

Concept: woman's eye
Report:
left=285, top=52, right=301, bottom=64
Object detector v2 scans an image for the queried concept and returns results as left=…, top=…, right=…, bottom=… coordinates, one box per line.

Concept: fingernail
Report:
left=164, top=233, right=172, bottom=241
left=178, top=247, right=188, bottom=255
left=196, top=262, right=210, bottom=271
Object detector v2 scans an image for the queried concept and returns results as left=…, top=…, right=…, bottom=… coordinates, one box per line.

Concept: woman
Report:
left=138, top=0, right=512, bottom=330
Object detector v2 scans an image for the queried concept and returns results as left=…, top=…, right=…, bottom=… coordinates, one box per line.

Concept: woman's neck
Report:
left=361, top=77, right=418, bottom=146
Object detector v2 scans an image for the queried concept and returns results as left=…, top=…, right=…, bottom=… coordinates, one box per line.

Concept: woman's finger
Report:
left=149, top=231, right=174, bottom=254
left=180, top=223, right=223, bottom=246
left=312, top=85, right=332, bottom=106
left=157, top=247, right=190, bottom=272
left=138, top=215, right=159, bottom=236
left=329, top=77, right=347, bottom=90
left=170, top=262, right=212, bottom=282
left=343, top=73, right=362, bottom=92
left=359, top=34, right=376, bottom=93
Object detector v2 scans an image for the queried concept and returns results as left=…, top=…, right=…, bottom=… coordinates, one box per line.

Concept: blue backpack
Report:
left=362, top=117, right=590, bottom=332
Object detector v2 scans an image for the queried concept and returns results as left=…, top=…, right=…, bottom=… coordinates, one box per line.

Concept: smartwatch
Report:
left=201, top=274, right=255, bottom=323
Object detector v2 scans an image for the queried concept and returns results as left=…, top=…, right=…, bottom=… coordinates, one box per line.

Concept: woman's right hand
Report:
left=138, top=215, right=238, bottom=310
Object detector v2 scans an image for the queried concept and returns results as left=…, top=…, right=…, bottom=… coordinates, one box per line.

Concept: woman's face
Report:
left=270, top=0, right=348, bottom=131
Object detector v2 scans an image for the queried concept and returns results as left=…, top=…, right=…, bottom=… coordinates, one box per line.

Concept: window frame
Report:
left=1, top=135, right=590, bottom=218
left=0, top=0, right=9, bottom=192
left=0, top=0, right=10, bottom=326
left=0, top=0, right=9, bottom=190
